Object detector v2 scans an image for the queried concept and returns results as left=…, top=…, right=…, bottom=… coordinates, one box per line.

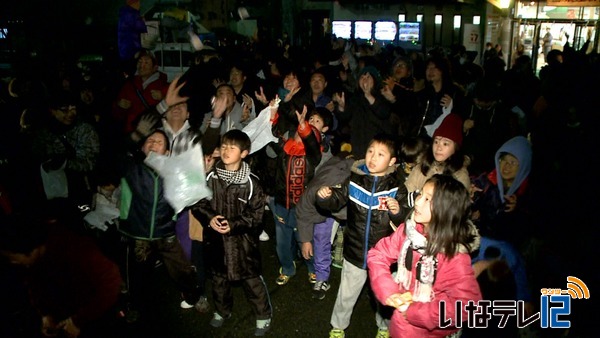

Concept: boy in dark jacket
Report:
left=269, top=105, right=324, bottom=286
left=317, top=134, right=410, bottom=338
left=118, top=130, right=203, bottom=314
left=192, top=130, right=271, bottom=336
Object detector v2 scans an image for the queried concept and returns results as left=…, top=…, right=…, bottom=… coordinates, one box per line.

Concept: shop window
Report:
left=398, top=14, right=406, bottom=22
left=416, top=14, right=424, bottom=22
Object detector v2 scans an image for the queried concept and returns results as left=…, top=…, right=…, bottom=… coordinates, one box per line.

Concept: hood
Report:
left=494, top=136, right=532, bottom=203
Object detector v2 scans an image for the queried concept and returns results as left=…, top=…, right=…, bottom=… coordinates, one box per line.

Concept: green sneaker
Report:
left=375, top=328, right=390, bottom=338
left=329, top=328, right=345, bottom=338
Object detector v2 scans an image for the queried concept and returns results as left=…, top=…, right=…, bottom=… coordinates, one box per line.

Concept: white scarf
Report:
left=394, top=213, right=437, bottom=303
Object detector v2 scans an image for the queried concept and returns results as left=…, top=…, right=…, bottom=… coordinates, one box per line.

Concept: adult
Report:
left=117, top=0, right=147, bottom=77
left=334, top=65, right=392, bottom=158
left=30, top=90, right=100, bottom=208
left=112, top=50, right=169, bottom=134
left=412, top=56, right=466, bottom=138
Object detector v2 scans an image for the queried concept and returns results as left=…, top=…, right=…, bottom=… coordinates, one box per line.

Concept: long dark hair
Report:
left=424, top=174, right=474, bottom=258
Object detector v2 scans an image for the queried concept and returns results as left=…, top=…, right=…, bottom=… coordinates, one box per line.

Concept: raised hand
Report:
left=165, top=77, right=188, bottom=107
left=211, top=95, right=228, bottom=119
left=254, top=86, right=268, bottom=105
left=295, top=105, right=308, bottom=126
left=333, top=92, right=345, bottom=110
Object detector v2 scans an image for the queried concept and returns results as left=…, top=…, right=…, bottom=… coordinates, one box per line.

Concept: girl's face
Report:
left=499, top=154, right=519, bottom=183
left=432, top=136, right=456, bottom=162
left=414, top=182, right=434, bottom=227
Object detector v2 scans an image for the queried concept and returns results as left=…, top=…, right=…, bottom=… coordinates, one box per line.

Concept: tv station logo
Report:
left=438, top=276, right=590, bottom=330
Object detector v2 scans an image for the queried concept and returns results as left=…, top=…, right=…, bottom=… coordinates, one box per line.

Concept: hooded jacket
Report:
left=317, top=160, right=409, bottom=269
left=471, top=136, right=532, bottom=243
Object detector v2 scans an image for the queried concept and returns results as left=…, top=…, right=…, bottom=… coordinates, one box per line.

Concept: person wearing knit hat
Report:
left=405, top=113, right=470, bottom=195
left=432, top=113, right=463, bottom=147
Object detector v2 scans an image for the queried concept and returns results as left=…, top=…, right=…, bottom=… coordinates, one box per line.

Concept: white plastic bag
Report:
left=144, top=144, right=212, bottom=214
left=242, top=105, right=278, bottom=154
left=40, top=162, right=68, bottom=200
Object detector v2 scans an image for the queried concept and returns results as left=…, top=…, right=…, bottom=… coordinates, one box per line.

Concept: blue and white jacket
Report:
left=317, top=159, right=409, bottom=269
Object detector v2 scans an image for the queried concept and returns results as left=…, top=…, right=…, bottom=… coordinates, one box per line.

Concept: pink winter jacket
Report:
left=367, top=222, right=482, bottom=337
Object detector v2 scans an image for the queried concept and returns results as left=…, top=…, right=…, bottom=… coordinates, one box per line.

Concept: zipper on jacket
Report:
left=149, top=171, right=159, bottom=239
left=363, top=175, right=378, bottom=269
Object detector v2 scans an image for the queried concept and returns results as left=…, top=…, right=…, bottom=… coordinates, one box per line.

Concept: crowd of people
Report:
left=0, top=25, right=597, bottom=338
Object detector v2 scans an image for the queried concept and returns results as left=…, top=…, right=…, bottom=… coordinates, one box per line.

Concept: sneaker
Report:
left=331, top=256, right=344, bottom=269
left=312, top=281, right=331, bottom=300
left=194, top=296, right=210, bottom=314
left=180, top=300, right=194, bottom=309
left=308, top=272, right=317, bottom=284
left=209, top=312, right=230, bottom=328
left=329, top=328, right=345, bottom=338
left=276, top=274, right=291, bottom=285
left=375, top=329, right=390, bottom=338
left=254, top=318, right=271, bottom=336
left=259, top=230, right=270, bottom=241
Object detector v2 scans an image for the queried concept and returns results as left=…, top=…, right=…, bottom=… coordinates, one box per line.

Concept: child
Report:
left=296, top=150, right=354, bottom=300
left=270, top=105, right=324, bottom=286
left=470, top=136, right=532, bottom=249
left=367, top=174, right=482, bottom=337
left=396, top=136, right=429, bottom=183
left=191, top=129, right=272, bottom=336
left=118, top=130, right=203, bottom=314
left=405, top=113, right=470, bottom=196
left=317, top=134, right=410, bottom=338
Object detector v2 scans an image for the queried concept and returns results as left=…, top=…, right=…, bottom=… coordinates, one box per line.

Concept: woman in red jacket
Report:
left=367, top=174, right=481, bottom=337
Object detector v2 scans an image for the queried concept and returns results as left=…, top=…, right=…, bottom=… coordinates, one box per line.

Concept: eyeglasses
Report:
left=500, top=158, right=519, bottom=168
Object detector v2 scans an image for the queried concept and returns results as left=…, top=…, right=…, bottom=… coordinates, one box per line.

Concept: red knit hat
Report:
left=433, top=113, right=463, bottom=146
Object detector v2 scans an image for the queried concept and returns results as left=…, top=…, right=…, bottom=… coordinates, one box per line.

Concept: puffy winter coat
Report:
left=317, top=160, right=408, bottom=269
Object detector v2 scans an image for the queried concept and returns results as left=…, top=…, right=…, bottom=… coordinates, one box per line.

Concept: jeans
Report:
left=271, top=202, right=298, bottom=276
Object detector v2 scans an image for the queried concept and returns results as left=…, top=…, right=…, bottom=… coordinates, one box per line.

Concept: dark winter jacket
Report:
left=317, top=160, right=409, bottom=269
left=118, top=157, right=176, bottom=240
left=272, top=120, right=322, bottom=209
left=296, top=155, right=354, bottom=243
left=191, top=162, right=265, bottom=281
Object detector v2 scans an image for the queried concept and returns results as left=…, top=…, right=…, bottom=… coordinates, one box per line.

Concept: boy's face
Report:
left=308, top=113, right=329, bottom=133
left=499, top=154, right=519, bottom=183
left=365, top=141, right=396, bottom=176
left=142, top=132, right=168, bottom=156
left=220, top=142, right=247, bottom=168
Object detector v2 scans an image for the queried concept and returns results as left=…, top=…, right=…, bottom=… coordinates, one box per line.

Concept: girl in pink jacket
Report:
left=367, top=174, right=481, bottom=337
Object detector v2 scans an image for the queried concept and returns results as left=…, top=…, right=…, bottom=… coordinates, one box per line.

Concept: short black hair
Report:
left=310, top=107, right=334, bottom=130
left=221, top=129, right=251, bottom=153
left=369, top=133, right=398, bottom=159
